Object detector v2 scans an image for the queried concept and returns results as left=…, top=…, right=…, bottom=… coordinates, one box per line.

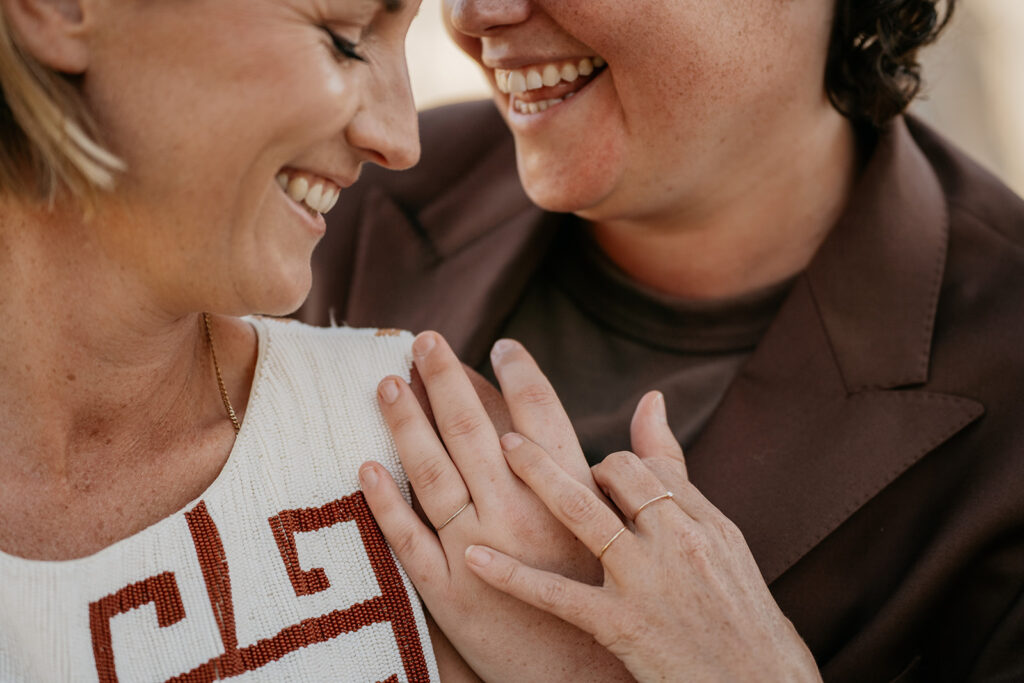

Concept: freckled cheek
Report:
left=321, top=73, right=362, bottom=126
left=270, top=67, right=363, bottom=143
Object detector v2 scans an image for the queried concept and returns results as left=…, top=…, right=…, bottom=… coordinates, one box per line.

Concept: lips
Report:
left=494, top=56, right=605, bottom=96
left=491, top=56, right=607, bottom=116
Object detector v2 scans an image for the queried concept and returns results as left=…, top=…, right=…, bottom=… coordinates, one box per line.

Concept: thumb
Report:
left=629, top=391, right=688, bottom=483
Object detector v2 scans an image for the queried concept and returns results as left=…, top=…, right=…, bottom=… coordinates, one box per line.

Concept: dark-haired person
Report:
left=304, top=0, right=1024, bottom=680
left=0, top=0, right=507, bottom=680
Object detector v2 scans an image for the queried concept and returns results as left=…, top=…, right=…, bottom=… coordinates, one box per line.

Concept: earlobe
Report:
left=1, top=0, right=91, bottom=74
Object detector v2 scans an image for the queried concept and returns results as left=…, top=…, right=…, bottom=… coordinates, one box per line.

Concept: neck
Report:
left=589, top=108, right=860, bottom=300
left=0, top=199, right=240, bottom=481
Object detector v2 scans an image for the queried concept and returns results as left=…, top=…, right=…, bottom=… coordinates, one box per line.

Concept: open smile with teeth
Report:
left=495, top=56, right=607, bottom=115
left=275, top=169, right=341, bottom=216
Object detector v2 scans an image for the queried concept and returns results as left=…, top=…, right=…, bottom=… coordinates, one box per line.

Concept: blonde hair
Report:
left=0, top=6, right=123, bottom=201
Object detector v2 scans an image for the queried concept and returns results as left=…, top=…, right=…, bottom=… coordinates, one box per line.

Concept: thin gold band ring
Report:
left=598, top=527, right=628, bottom=560
left=634, top=491, right=674, bottom=519
left=436, top=501, right=472, bottom=531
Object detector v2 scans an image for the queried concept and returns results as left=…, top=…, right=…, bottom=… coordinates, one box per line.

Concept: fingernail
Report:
left=378, top=378, right=400, bottom=404
left=653, top=391, right=667, bottom=422
left=465, top=545, right=492, bottom=567
left=413, top=332, right=436, bottom=359
left=500, top=432, right=524, bottom=451
left=359, top=464, right=379, bottom=489
left=490, top=338, right=519, bottom=364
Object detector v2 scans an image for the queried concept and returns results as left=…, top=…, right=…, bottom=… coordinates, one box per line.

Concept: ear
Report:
left=1, top=0, right=91, bottom=74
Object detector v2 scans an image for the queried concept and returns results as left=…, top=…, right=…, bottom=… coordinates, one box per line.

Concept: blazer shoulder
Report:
left=908, top=116, right=1024, bottom=249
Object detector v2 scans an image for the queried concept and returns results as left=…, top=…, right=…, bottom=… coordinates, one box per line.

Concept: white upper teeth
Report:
left=276, top=171, right=340, bottom=215
left=495, top=56, right=605, bottom=95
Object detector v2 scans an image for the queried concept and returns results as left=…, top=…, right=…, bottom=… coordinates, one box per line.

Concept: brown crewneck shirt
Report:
left=481, top=223, right=795, bottom=465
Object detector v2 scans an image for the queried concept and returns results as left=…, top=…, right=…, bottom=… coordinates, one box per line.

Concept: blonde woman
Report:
left=0, top=0, right=578, bottom=679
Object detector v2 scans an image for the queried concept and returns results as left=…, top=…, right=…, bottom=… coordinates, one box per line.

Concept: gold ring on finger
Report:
left=633, top=491, right=674, bottom=520
left=436, top=501, right=472, bottom=531
left=598, top=526, right=627, bottom=560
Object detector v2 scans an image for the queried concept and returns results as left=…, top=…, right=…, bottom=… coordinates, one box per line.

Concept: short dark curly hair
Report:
left=826, top=0, right=955, bottom=128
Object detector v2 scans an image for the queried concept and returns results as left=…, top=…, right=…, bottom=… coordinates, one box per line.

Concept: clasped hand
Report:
left=360, top=332, right=819, bottom=682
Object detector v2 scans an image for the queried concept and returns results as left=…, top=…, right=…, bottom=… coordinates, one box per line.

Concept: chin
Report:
left=520, top=172, right=615, bottom=215
left=243, top=266, right=312, bottom=318
left=515, top=145, right=621, bottom=216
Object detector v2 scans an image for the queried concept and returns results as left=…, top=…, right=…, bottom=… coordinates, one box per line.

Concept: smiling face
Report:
left=79, top=0, right=421, bottom=316
left=443, top=0, right=838, bottom=225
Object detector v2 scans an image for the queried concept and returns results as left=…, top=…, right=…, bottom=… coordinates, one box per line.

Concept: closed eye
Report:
left=324, top=27, right=366, bottom=63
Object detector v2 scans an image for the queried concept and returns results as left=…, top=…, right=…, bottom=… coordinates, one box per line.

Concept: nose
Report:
left=446, top=0, right=532, bottom=37
left=346, top=57, right=420, bottom=171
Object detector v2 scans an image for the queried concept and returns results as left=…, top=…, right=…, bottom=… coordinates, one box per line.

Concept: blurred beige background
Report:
left=404, top=0, right=1024, bottom=197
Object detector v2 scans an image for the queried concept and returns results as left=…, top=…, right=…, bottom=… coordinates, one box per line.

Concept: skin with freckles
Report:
left=369, top=333, right=821, bottom=681
left=464, top=399, right=820, bottom=682
left=0, top=0, right=494, bottom=676
left=0, top=0, right=420, bottom=562
left=363, top=332, right=633, bottom=682
left=79, top=0, right=421, bottom=317
left=443, top=0, right=858, bottom=299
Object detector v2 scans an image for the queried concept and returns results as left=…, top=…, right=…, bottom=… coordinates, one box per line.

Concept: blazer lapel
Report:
left=689, top=119, right=984, bottom=584
left=345, top=148, right=557, bottom=367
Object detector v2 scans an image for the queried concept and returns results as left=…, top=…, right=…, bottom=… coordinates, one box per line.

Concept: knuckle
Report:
left=558, top=488, right=600, bottom=526
left=602, top=620, right=645, bottom=653
left=535, top=578, right=568, bottom=611
left=409, top=457, right=449, bottom=491
left=646, top=453, right=684, bottom=475
left=678, top=526, right=713, bottom=559
left=442, top=410, right=485, bottom=439
left=388, top=410, right=418, bottom=434
left=392, top=525, right=422, bottom=564
left=511, top=383, right=558, bottom=408
left=604, top=450, right=639, bottom=472
left=718, top=518, right=746, bottom=546
left=497, top=561, right=520, bottom=588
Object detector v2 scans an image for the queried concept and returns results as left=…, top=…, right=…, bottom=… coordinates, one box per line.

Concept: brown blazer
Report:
left=302, top=101, right=1024, bottom=682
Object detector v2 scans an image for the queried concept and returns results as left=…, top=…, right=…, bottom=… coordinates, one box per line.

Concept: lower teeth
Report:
left=515, top=95, right=566, bottom=115
left=513, top=88, right=581, bottom=115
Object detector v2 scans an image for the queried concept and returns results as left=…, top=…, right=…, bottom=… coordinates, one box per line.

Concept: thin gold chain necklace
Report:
left=202, top=312, right=241, bottom=435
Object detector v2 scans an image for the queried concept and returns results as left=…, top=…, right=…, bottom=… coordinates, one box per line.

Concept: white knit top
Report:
left=0, top=318, right=438, bottom=683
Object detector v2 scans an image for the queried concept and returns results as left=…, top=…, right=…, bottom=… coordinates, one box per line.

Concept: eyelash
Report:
left=324, top=28, right=366, bottom=63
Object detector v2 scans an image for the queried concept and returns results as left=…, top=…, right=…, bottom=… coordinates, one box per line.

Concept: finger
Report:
left=594, top=449, right=720, bottom=528
left=378, top=375, right=474, bottom=530
left=359, top=462, right=451, bottom=591
left=464, top=544, right=607, bottom=638
left=628, top=394, right=727, bottom=524
left=501, top=432, right=629, bottom=560
left=629, top=391, right=688, bottom=485
left=490, top=339, right=591, bottom=484
left=592, top=451, right=692, bottom=532
left=412, top=332, right=509, bottom=492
